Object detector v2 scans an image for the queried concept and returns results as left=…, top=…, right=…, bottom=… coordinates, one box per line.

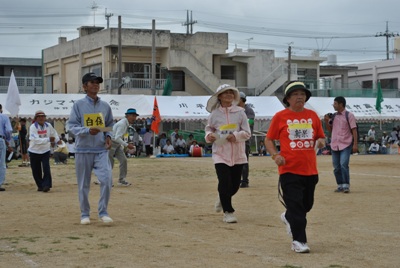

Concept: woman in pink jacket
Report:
left=205, top=84, right=251, bottom=223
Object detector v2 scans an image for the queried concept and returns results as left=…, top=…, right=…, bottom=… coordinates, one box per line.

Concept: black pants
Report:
left=29, top=151, right=52, bottom=189
left=145, top=145, right=153, bottom=156
left=215, top=163, right=243, bottom=213
left=280, top=173, right=318, bottom=243
left=241, top=143, right=250, bottom=184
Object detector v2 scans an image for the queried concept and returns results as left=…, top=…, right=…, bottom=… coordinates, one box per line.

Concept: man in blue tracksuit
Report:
left=68, top=73, right=114, bottom=225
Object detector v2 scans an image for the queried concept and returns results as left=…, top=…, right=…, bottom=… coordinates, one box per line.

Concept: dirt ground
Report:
left=1, top=153, right=399, bottom=268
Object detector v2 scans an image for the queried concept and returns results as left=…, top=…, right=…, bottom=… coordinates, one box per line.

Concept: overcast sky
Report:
left=1, top=0, right=400, bottom=65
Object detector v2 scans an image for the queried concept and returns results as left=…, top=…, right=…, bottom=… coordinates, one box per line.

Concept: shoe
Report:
left=215, top=199, right=222, bottom=213
left=80, top=217, right=91, bottom=225
left=37, top=188, right=43, bottom=192
left=99, top=216, right=113, bottom=223
left=93, top=180, right=101, bottom=185
left=223, top=212, right=237, bottom=223
left=343, top=188, right=350, bottom=193
left=118, top=180, right=131, bottom=186
left=43, top=186, right=50, bottom=192
left=0, top=187, right=5, bottom=191
left=334, top=187, right=344, bottom=193
left=291, top=240, right=310, bottom=253
left=280, top=212, right=292, bottom=236
left=240, top=182, right=249, bottom=188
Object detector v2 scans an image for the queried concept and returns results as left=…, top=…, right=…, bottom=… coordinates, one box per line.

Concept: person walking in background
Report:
left=324, top=96, right=358, bottom=193
left=28, top=110, right=61, bottom=192
left=0, top=104, right=13, bottom=191
left=265, top=81, right=325, bottom=253
left=238, top=92, right=255, bottom=188
left=68, top=72, right=114, bottom=225
left=381, top=131, right=389, bottom=154
left=18, top=118, right=30, bottom=166
left=143, top=128, right=153, bottom=156
left=205, top=84, right=251, bottom=223
left=108, top=108, right=139, bottom=186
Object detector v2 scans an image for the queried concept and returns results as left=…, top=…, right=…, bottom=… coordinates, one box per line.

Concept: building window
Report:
left=362, top=80, right=373, bottom=88
left=221, top=66, right=235, bottom=80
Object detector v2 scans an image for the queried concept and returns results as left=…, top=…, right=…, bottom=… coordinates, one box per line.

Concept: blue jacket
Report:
left=68, top=95, right=114, bottom=153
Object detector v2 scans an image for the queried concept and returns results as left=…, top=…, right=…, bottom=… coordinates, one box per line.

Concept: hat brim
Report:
left=126, top=112, right=139, bottom=116
left=206, top=86, right=240, bottom=113
left=283, top=87, right=311, bottom=106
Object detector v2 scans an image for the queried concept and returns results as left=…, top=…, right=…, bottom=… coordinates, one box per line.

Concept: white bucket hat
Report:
left=206, top=84, right=240, bottom=113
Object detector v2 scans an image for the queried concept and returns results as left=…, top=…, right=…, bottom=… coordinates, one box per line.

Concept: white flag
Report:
left=5, top=70, right=21, bottom=117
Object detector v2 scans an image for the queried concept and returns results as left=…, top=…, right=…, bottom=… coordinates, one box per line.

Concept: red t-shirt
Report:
left=267, top=108, right=325, bottom=176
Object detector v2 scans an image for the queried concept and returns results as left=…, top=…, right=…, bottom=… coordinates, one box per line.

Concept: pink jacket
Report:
left=205, top=105, right=251, bottom=166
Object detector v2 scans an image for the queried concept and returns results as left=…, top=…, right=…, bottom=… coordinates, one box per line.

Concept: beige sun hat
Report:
left=206, top=84, right=240, bottom=113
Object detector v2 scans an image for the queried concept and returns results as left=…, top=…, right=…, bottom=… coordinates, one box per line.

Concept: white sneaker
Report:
left=215, top=199, right=222, bottom=213
left=281, top=212, right=292, bottom=236
left=291, top=240, right=310, bottom=253
left=93, top=180, right=101, bottom=185
left=223, top=212, right=237, bottom=223
left=80, top=217, right=91, bottom=225
left=99, top=216, right=113, bottom=224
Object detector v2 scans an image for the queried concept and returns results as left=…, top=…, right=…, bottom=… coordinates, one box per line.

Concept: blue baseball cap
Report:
left=125, top=108, right=139, bottom=116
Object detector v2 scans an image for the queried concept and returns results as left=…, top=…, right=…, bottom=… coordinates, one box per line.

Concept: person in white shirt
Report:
left=175, top=134, right=187, bottom=154
left=28, top=110, right=61, bottom=192
left=368, top=140, right=380, bottom=154
left=163, top=139, right=175, bottom=154
left=189, top=140, right=203, bottom=156
left=143, top=128, right=153, bottom=156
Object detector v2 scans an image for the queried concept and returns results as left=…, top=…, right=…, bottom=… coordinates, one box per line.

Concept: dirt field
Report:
left=1, top=154, right=399, bottom=268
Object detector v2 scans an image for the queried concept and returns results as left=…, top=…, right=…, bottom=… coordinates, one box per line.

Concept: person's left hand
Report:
left=316, top=138, right=326, bottom=149
left=105, top=136, right=112, bottom=150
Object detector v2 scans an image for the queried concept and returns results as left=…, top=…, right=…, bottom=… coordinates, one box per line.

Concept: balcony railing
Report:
left=0, top=76, right=43, bottom=93
left=104, top=78, right=167, bottom=91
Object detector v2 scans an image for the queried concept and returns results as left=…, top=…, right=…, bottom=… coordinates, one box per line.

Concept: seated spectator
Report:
left=368, top=140, right=380, bottom=154
left=54, top=140, right=69, bottom=164
left=175, top=134, right=187, bottom=154
left=163, top=139, right=175, bottom=154
left=159, top=133, right=167, bottom=150
left=189, top=140, right=203, bottom=156
left=186, top=134, right=194, bottom=152
left=258, top=140, right=267, bottom=156
left=66, top=137, right=76, bottom=158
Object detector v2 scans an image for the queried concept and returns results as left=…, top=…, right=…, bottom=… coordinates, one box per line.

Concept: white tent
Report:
left=306, top=97, right=400, bottom=122
left=0, top=94, right=285, bottom=121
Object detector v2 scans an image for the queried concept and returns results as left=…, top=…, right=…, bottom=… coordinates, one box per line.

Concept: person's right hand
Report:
left=127, top=143, right=135, bottom=150
left=89, top=128, right=101, bottom=135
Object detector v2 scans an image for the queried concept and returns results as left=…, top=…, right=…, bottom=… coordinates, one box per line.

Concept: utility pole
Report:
left=151, top=19, right=156, bottom=96
left=182, top=10, right=197, bottom=34
left=246, top=37, right=253, bottom=50
left=105, top=8, right=113, bottom=29
left=117, top=16, right=122, bottom=94
left=376, top=21, right=399, bottom=60
left=287, top=44, right=292, bottom=82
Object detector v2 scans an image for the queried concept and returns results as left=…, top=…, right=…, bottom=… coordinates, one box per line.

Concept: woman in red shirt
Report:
left=265, top=81, right=325, bottom=253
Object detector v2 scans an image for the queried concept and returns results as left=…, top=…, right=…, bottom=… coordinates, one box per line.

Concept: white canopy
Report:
left=305, top=97, right=400, bottom=122
left=0, top=94, right=285, bottom=121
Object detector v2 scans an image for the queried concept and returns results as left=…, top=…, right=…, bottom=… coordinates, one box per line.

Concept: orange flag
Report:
left=151, top=96, right=161, bottom=134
